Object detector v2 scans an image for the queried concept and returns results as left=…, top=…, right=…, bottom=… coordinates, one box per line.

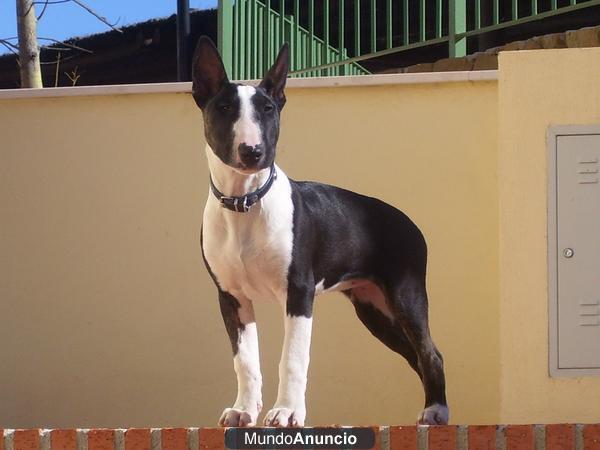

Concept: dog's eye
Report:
left=219, top=104, right=232, bottom=112
left=264, top=104, right=274, bottom=113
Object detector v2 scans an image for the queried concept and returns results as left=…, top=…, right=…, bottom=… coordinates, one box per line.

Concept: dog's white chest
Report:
left=202, top=172, right=294, bottom=304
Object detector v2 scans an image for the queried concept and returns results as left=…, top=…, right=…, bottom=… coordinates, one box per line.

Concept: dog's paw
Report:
left=263, top=407, right=305, bottom=427
left=417, top=404, right=449, bottom=425
left=218, top=408, right=257, bottom=427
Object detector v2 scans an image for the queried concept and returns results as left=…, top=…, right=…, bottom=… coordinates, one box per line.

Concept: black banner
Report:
left=224, top=427, right=375, bottom=449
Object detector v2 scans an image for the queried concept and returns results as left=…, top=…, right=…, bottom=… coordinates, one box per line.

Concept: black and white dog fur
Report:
left=192, top=36, right=448, bottom=427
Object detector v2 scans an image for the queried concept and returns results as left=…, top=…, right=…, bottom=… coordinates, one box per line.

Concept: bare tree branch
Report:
left=54, top=50, right=61, bottom=86
left=40, top=54, right=76, bottom=65
left=13, top=0, right=120, bottom=89
left=38, top=36, right=93, bottom=53
left=0, top=38, right=20, bottom=49
left=26, top=0, right=122, bottom=33
left=65, top=66, right=82, bottom=85
left=0, top=39, right=20, bottom=55
left=36, top=0, right=50, bottom=20
left=70, top=0, right=123, bottom=33
left=3, top=34, right=93, bottom=54
left=24, top=0, right=68, bottom=17
left=41, top=44, right=75, bottom=51
left=20, top=2, right=35, bottom=17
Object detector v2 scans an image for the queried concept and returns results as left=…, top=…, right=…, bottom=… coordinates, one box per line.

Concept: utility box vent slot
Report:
left=548, top=126, right=600, bottom=377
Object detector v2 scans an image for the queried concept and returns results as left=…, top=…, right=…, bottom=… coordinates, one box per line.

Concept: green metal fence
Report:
left=218, top=0, right=369, bottom=78
left=219, top=0, right=600, bottom=79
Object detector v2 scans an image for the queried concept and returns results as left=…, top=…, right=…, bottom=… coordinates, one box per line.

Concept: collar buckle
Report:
left=210, top=165, right=277, bottom=214
left=219, top=195, right=251, bottom=213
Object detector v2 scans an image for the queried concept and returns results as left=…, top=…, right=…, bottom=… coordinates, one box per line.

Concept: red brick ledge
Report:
left=1, top=425, right=599, bottom=450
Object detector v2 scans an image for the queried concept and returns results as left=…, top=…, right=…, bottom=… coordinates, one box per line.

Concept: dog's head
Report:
left=192, top=36, right=289, bottom=174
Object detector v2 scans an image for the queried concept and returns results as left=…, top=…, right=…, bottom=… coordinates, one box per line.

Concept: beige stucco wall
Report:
left=0, top=77, right=500, bottom=428
left=5, top=48, right=599, bottom=428
left=498, top=48, right=600, bottom=423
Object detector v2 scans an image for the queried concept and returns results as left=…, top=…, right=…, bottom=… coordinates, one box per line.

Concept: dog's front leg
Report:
left=264, top=286, right=314, bottom=427
left=218, top=289, right=262, bottom=427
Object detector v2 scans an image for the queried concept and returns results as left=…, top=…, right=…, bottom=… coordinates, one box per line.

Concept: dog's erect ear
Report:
left=259, top=43, right=289, bottom=111
left=192, top=36, right=229, bottom=109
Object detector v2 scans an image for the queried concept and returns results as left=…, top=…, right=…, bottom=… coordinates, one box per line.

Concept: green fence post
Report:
left=308, top=0, right=315, bottom=74
left=293, top=0, right=300, bottom=72
left=264, top=0, right=271, bottom=73
left=239, top=0, right=246, bottom=79
left=436, top=0, right=442, bottom=37
left=354, top=0, right=360, bottom=56
left=324, top=0, right=330, bottom=76
left=403, top=0, right=409, bottom=45
left=339, top=0, right=345, bottom=75
left=449, top=0, right=466, bottom=57
left=218, top=0, right=234, bottom=76
left=246, top=0, right=252, bottom=78
left=370, top=0, right=376, bottom=52
left=420, top=0, right=426, bottom=41
left=493, top=0, right=499, bottom=24
left=280, top=0, right=286, bottom=51
left=386, top=0, right=392, bottom=48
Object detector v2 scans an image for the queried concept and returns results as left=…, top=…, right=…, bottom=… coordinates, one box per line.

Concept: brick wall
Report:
left=1, top=425, right=599, bottom=450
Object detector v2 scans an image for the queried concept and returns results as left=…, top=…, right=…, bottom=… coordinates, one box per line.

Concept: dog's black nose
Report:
left=239, top=143, right=263, bottom=164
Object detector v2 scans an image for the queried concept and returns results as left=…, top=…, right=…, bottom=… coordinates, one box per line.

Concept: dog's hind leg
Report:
left=388, top=276, right=448, bottom=425
left=350, top=296, right=422, bottom=379
left=347, top=276, right=448, bottom=425
left=217, top=289, right=263, bottom=427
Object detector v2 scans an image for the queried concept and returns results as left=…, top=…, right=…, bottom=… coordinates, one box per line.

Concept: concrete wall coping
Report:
left=0, top=71, right=498, bottom=100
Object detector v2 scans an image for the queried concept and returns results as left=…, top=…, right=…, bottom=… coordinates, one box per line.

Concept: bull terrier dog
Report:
left=192, top=36, right=448, bottom=427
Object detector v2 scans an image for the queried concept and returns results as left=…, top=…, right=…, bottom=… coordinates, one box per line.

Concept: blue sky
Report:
left=0, top=0, right=217, bottom=55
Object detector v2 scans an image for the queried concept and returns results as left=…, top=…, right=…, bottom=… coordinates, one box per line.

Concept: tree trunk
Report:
left=16, top=0, right=43, bottom=88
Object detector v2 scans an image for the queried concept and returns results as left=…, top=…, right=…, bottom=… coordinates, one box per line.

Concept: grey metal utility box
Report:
left=548, top=125, right=600, bottom=377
